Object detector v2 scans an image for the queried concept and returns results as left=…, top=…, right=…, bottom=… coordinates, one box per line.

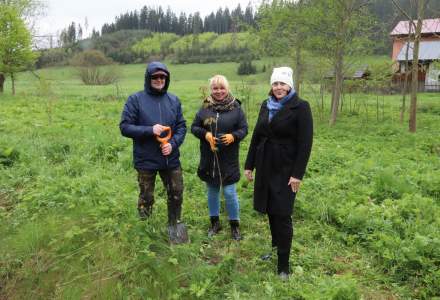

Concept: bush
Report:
left=77, top=66, right=119, bottom=85
left=237, top=60, right=257, bottom=75
left=36, top=48, right=71, bottom=68
left=70, top=50, right=114, bottom=67
left=70, top=50, right=120, bottom=85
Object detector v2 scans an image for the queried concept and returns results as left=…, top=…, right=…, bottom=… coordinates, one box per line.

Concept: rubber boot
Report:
left=138, top=200, right=153, bottom=220
left=168, top=221, right=189, bottom=244
left=167, top=200, right=182, bottom=226
left=167, top=202, right=188, bottom=244
left=208, top=216, right=221, bottom=237
left=230, top=220, right=242, bottom=241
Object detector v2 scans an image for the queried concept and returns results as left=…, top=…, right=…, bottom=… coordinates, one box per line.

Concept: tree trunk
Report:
left=330, top=46, right=344, bottom=126
left=0, top=73, right=4, bottom=93
left=400, top=27, right=412, bottom=123
left=294, top=44, right=302, bottom=95
left=409, top=2, right=425, bottom=133
left=293, top=0, right=306, bottom=96
left=329, top=0, right=352, bottom=126
left=11, top=73, right=15, bottom=95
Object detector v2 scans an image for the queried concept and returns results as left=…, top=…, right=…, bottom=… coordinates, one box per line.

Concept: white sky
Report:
left=36, top=0, right=261, bottom=37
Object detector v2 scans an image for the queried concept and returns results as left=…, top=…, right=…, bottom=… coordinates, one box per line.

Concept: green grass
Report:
left=0, top=59, right=439, bottom=299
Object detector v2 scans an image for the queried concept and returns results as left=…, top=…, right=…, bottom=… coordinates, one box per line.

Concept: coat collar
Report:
left=265, top=94, right=301, bottom=125
left=264, top=94, right=301, bottom=110
left=284, top=93, right=301, bottom=109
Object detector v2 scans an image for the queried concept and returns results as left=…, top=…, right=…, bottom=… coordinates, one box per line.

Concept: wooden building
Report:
left=390, top=18, right=440, bottom=92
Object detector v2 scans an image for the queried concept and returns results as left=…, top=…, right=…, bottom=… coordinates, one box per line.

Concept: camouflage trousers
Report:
left=137, top=166, right=184, bottom=225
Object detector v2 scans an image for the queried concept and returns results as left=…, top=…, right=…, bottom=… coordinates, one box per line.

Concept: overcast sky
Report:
left=36, top=0, right=261, bottom=37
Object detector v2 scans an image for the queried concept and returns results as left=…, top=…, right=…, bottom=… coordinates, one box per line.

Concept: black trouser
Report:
left=137, top=167, right=183, bottom=225
left=268, top=214, right=293, bottom=274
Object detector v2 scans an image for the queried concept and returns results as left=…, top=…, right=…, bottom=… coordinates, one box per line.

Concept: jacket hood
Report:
left=144, top=61, right=170, bottom=95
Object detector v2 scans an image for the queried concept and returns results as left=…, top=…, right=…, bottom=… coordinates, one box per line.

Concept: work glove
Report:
left=220, top=134, right=235, bottom=145
left=205, top=132, right=217, bottom=151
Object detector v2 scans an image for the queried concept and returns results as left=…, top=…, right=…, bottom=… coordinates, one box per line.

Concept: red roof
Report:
left=390, top=18, right=440, bottom=36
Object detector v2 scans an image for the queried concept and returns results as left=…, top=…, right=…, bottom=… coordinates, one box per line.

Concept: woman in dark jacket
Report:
left=244, top=67, right=313, bottom=278
left=191, top=75, right=248, bottom=240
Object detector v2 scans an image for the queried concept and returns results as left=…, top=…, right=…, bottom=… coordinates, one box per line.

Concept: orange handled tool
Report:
left=156, top=126, right=172, bottom=146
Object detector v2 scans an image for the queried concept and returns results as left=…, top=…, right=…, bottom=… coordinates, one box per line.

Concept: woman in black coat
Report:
left=244, top=67, right=313, bottom=278
left=191, top=75, right=248, bottom=240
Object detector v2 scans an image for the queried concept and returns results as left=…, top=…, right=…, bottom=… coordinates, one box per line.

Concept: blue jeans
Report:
left=207, top=183, right=240, bottom=220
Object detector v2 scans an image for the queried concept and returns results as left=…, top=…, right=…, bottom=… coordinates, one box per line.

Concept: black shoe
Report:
left=278, top=271, right=290, bottom=281
left=277, top=254, right=290, bottom=277
left=208, top=216, right=221, bottom=237
left=230, top=220, right=241, bottom=241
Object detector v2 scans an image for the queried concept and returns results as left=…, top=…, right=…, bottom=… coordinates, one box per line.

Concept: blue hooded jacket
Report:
left=120, top=62, right=187, bottom=170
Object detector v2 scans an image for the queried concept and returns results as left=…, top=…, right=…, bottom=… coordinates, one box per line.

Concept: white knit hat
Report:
left=270, top=67, right=294, bottom=88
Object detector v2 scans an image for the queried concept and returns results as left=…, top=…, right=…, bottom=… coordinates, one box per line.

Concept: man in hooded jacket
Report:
left=120, top=62, right=187, bottom=230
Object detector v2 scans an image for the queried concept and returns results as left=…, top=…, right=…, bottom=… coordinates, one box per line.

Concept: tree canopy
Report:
left=100, top=4, right=256, bottom=36
left=0, top=5, right=38, bottom=94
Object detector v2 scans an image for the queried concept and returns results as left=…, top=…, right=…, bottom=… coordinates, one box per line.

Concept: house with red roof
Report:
left=390, top=18, right=440, bottom=91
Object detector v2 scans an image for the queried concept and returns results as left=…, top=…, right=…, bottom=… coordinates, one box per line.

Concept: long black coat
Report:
left=244, top=94, right=313, bottom=215
left=191, top=101, right=248, bottom=186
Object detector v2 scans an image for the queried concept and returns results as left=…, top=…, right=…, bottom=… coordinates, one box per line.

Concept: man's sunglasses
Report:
left=151, top=75, right=167, bottom=80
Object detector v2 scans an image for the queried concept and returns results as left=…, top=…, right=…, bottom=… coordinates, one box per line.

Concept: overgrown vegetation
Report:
left=132, top=32, right=259, bottom=64
left=70, top=50, right=120, bottom=85
left=0, top=61, right=439, bottom=299
left=237, top=60, right=257, bottom=75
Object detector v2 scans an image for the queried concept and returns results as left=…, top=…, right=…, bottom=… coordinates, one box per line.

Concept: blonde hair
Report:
left=209, top=75, right=230, bottom=93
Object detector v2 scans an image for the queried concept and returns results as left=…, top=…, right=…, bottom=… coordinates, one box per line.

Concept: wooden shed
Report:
left=390, top=18, right=440, bottom=92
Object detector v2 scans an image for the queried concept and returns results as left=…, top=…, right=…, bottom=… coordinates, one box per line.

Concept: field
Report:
left=1, top=60, right=439, bottom=299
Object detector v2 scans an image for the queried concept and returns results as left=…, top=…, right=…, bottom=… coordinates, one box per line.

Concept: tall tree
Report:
left=0, top=0, right=43, bottom=93
left=244, top=4, right=254, bottom=26
left=0, top=0, right=45, bottom=31
left=258, top=0, right=312, bottom=94
left=77, top=23, right=83, bottom=40
left=140, top=6, right=148, bottom=29
left=0, top=5, right=38, bottom=94
left=178, top=12, right=187, bottom=35
left=308, top=0, right=375, bottom=126
left=59, top=22, right=77, bottom=46
left=98, top=4, right=257, bottom=35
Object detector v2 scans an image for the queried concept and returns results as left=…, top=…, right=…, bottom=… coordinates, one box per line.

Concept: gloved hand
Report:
left=205, top=132, right=217, bottom=151
left=220, top=134, right=234, bottom=145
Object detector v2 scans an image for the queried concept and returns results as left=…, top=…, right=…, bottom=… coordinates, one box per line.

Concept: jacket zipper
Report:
left=212, top=112, right=219, bottom=178
left=158, top=101, right=169, bottom=167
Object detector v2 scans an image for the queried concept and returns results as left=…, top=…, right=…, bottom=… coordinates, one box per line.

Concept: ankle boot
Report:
left=230, top=220, right=242, bottom=241
left=208, top=216, right=221, bottom=237
left=277, top=253, right=290, bottom=276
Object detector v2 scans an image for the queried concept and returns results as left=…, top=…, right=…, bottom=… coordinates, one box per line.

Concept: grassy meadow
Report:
left=1, top=60, right=439, bottom=299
